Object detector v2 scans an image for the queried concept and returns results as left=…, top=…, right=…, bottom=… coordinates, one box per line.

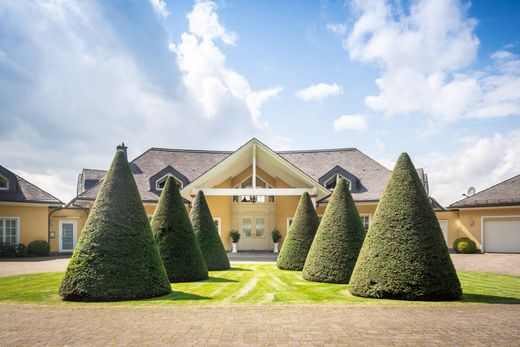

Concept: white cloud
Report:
left=416, top=130, right=520, bottom=206
left=344, top=0, right=520, bottom=129
left=187, top=0, right=236, bottom=45
left=295, top=83, right=343, bottom=101
left=149, top=0, right=169, bottom=18
left=333, top=114, right=368, bottom=132
left=326, top=23, right=347, bottom=35
left=172, top=0, right=283, bottom=125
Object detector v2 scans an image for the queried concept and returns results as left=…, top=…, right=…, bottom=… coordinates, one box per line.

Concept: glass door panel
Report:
left=255, top=218, right=265, bottom=238
left=242, top=218, right=252, bottom=237
left=61, top=223, right=75, bottom=251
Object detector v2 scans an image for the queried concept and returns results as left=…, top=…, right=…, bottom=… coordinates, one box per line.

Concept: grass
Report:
left=0, top=263, right=519, bottom=306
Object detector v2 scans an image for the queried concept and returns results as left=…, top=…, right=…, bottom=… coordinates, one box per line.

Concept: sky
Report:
left=0, top=0, right=519, bottom=206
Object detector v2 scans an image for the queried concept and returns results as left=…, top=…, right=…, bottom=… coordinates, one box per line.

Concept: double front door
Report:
left=239, top=216, right=271, bottom=250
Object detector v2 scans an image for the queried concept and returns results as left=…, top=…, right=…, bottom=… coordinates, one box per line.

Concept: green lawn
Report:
left=0, top=263, right=519, bottom=306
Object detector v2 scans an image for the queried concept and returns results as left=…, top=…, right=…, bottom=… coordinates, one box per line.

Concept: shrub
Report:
left=0, top=243, right=25, bottom=258
left=349, top=153, right=462, bottom=301
left=151, top=176, right=208, bottom=283
left=190, top=191, right=230, bottom=271
left=276, top=192, right=320, bottom=271
left=453, top=237, right=477, bottom=254
left=27, top=240, right=50, bottom=257
left=229, top=230, right=241, bottom=243
left=59, top=148, right=171, bottom=301
left=302, top=178, right=365, bottom=284
left=272, top=229, right=282, bottom=243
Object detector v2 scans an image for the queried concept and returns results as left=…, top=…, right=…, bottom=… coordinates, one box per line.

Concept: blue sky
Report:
left=0, top=0, right=519, bottom=205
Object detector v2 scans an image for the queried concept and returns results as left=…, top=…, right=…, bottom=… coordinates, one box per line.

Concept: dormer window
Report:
left=325, top=174, right=350, bottom=191
left=156, top=174, right=183, bottom=190
left=0, top=175, right=8, bottom=190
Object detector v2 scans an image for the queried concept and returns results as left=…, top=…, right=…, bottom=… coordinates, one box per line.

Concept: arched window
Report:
left=233, top=176, right=274, bottom=203
left=0, top=175, right=8, bottom=190
left=156, top=174, right=183, bottom=190
left=324, top=174, right=350, bottom=191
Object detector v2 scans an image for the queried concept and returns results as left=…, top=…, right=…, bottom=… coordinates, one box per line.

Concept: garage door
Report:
left=483, top=217, right=520, bottom=253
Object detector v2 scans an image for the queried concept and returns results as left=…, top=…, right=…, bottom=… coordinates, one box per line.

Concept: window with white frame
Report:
left=214, top=218, right=221, bottom=235
left=0, top=175, right=8, bottom=190
left=287, top=218, right=293, bottom=232
left=156, top=174, right=183, bottom=190
left=232, top=176, right=274, bottom=203
left=359, top=214, right=370, bottom=231
left=325, top=174, right=351, bottom=191
left=0, top=218, right=18, bottom=244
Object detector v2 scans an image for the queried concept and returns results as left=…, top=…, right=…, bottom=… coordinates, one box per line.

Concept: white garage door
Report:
left=483, top=217, right=520, bottom=253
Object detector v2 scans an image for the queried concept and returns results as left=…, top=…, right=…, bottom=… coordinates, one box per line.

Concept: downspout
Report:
left=48, top=206, right=63, bottom=246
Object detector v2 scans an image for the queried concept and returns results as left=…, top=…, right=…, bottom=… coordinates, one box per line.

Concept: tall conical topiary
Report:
left=302, top=178, right=365, bottom=284
left=349, top=153, right=462, bottom=301
left=59, top=148, right=171, bottom=301
left=276, top=192, right=320, bottom=271
left=151, top=176, right=208, bottom=282
left=190, top=191, right=230, bottom=271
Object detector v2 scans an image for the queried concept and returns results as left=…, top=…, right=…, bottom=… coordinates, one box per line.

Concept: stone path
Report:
left=1, top=303, right=519, bottom=346
left=2, top=253, right=520, bottom=276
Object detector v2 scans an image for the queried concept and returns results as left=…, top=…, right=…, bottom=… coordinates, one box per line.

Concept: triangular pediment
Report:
left=181, top=138, right=330, bottom=200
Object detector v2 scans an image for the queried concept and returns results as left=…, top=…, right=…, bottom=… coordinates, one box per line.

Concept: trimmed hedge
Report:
left=453, top=237, right=477, bottom=254
left=302, top=178, right=365, bottom=283
left=276, top=192, right=320, bottom=271
left=190, top=191, right=230, bottom=271
left=349, top=153, right=462, bottom=301
left=0, top=243, right=25, bottom=258
left=27, top=240, right=50, bottom=257
left=59, top=149, right=171, bottom=301
left=151, top=176, right=208, bottom=282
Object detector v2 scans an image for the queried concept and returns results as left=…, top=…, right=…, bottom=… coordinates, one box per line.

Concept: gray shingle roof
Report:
left=74, top=146, right=395, bottom=204
left=0, top=165, right=63, bottom=205
left=449, top=174, right=520, bottom=208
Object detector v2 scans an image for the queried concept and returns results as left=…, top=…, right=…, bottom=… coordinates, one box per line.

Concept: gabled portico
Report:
left=181, top=138, right=330, bottom=250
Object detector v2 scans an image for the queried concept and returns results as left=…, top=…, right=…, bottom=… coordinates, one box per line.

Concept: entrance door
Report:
left=59, top=221, right=77, bottom=252
left=240, top=216, right=269, bottom=250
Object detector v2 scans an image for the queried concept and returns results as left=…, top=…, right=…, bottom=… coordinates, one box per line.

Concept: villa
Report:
left=1, top=138, right=519, bottom=253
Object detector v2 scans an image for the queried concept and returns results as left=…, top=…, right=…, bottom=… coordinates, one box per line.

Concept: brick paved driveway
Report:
left=1, top=303, right=519, bottom=346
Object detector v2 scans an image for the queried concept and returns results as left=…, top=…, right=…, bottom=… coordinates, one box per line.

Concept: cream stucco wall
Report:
left=0, top=204, right=49, bottom=246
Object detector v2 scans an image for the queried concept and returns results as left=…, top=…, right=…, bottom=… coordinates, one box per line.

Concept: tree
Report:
left=59, top=148, right=171, bottom=301
left=302, top=178, right=365, bottom=283
left=190, top=191, right=230, bottom=271
left=151, top=176, right=208, bottom=282
left=349, top=153, right=462, bottom=301
left=276, top=192, right=320, bottom=271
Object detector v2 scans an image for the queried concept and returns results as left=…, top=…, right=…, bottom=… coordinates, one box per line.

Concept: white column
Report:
left=252, top=143, right=257, bottom=189
left=311, top=197, right=317, bottom=209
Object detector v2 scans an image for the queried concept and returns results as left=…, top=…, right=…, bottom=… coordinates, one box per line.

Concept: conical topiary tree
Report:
left=302, top=178, right=365, bottom=283
left=190, top=191, right=230, bottom=271
left=151, top=176, right=208, bottom=282
left=276, top=192, right=320, bottom=271
left=59, top=148, right=171, bottom=301
left=349, top=153, right=462, bottom=301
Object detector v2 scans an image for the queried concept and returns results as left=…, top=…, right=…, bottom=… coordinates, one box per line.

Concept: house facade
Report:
left=4, top=138, right=519, bottom=254
left=59, top=138, right=442, bottom=252
left=0, top=165, right=63, bottom=249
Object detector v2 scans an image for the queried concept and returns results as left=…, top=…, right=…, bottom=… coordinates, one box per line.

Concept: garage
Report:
left=483, top=217, right=520, bottom=253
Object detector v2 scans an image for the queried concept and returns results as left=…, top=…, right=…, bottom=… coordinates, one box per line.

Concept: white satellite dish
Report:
left=466, top=186, right=476, bottom=196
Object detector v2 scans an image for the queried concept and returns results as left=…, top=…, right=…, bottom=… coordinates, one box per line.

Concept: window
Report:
left=156, top=174, right=183, bottom=190
left=0, top=175, right=8, bottom=190
left=233, top=176, right=274, bottom=203
left=214, top=218, right=221, bottom=236
left=0, top=218, right=18, bottom=244
left=360, top=214, right=370, bottom=231
left=287, top=218, right=293, bottom=232
left=325, top=174, right=350, bottom=191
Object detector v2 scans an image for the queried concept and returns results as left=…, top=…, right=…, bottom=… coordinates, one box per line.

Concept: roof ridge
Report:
left=148, top=147, right=234, bottom=154
left=277, top=147, right=358, bottom=154
left=82, top=168, right=107, bottom=172
left=449, top=173, right=520, bottom=207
